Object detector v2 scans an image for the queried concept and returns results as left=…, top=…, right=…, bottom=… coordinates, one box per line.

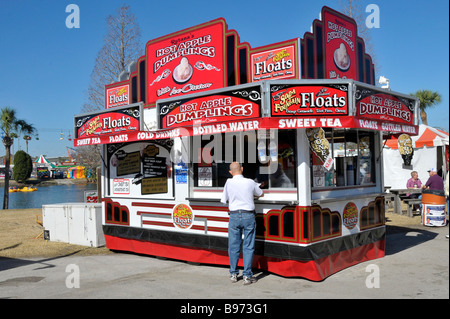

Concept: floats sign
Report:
left=172, top=204, right=194, bottom=229
left=106, top=84, right=129, bottom=108
left=146, top=19, right=226, bottom=106
left=343, top=202, right=358, bottom=230
left=74, top=104, right=141, bottom=139
left=270, top=84, right=348, bottom=116
left=250, top=40, right=299, bottom=82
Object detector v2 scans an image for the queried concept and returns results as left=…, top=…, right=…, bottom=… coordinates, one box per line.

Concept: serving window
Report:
left=192, top=129, right=297, bottom=191
left=310, top=128, right=376, bottom=188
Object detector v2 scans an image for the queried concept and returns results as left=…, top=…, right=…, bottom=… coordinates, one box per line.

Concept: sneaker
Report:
left=243, top=276, right=257, bottom=285
left=230, top=274, right=238, bottom=283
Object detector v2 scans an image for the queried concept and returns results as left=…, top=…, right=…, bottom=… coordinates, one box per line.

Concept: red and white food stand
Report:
left=74, top=7, right=419, bottom=281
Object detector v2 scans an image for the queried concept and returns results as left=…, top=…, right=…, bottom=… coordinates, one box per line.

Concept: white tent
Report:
left=35, top=154, right=56, bottom=169
left=383, top=125, right=449, bottom=189
left=35, top=154, right=50, bottom=164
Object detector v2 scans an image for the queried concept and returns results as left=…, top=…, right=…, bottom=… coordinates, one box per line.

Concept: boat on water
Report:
left=9, top=186, right=37, bottom=192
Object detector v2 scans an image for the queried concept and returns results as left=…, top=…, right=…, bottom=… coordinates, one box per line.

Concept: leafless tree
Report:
left=77, top=6, right=143, bottom=178
left=83, top=5, right=143, bottom=112
left=340, top=0, right=379, bottom=74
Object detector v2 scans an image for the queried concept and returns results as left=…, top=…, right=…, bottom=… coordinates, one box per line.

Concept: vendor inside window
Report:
left=193, top=129, right=297, bottom=189
left=309, top=128, right=376, bottom=188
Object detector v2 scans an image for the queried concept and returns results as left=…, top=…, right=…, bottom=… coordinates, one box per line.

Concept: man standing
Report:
left=221, top=162, right=263, bottom=285
left=422, top=168, right=444, bottom=191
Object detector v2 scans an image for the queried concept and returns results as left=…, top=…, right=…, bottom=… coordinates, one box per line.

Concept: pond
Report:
left=1, top=183, right=98, bottom=209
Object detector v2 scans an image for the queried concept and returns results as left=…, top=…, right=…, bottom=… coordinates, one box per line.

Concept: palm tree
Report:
left=17, top=121, right=36, bottom=153
left=411, top=90, right=442, bottom=125
left=1, top=107, right=36, bottom=209
left=10, top=132, right=18, bottom=155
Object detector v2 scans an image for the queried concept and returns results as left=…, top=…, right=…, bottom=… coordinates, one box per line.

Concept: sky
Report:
left=0, top=0, right=448, bottom=158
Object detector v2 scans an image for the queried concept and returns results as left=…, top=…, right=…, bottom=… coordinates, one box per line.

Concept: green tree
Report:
left=411, top=90, right=442, bottom=125
left=12, top=150, right=33, bottom=182
left=1, top=107, right=37, bottom=209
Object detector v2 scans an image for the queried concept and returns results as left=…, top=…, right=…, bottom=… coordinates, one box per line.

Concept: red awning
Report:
left=385, top=124, right=449, bottom=149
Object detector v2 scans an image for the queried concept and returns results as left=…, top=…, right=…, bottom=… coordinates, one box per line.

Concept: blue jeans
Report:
left=228, top=211, right=256, bottom=278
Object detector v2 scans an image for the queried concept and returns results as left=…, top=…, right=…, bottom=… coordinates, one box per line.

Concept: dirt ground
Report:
left=0, top=208, right=111, bottom=259
left=0, top=206, right=435, bottom=259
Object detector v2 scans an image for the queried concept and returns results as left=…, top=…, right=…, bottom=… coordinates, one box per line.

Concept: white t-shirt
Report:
left=221, top=175, right=263, bottom=211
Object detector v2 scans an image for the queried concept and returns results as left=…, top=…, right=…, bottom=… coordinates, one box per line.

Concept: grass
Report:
left=0, top=208, right=111, bottom=259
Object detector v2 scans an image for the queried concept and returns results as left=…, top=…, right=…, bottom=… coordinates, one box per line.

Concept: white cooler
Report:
left=42, top=203, right=105, bottom=247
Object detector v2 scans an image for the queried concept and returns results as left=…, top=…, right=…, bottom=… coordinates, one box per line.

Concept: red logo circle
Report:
left=343, top=202, right=358, bottom=230
left=172, top=204, right=193, bottom=229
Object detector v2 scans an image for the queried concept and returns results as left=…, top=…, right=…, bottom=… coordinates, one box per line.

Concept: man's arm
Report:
left=220, top=181, right=229, bottom=205
left=254, top=182, right=264, bottom=198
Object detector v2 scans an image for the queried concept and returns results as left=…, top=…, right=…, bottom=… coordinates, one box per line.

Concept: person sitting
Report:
left=422, top=168, right=444, bottom=191
left=406, top=171, right=422, bottom=212
left=406, top=171, right=422, bottom=192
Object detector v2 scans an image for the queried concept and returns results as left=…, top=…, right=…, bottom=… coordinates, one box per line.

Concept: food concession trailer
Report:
left=74, top=7, right=419, bottom=281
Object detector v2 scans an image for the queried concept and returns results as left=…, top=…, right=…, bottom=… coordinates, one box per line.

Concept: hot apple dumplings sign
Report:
left=146, top=19, right=226, bottom=107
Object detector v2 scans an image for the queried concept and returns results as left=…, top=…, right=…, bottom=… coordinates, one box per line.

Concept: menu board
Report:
left=116, top=151, right=140, bottom=176
left=143, top=157, right=167, bottom=177
left=141, top=145, right=168, bottom=195
left=142, top=177, right=168, bottom=195
left=108, top=142, right=172, bottom=196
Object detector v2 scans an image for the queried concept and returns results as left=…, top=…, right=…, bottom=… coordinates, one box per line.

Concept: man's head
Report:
left=427, top=168, right=437, bottom=176
left=229, top=162, right=243, bottom=176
